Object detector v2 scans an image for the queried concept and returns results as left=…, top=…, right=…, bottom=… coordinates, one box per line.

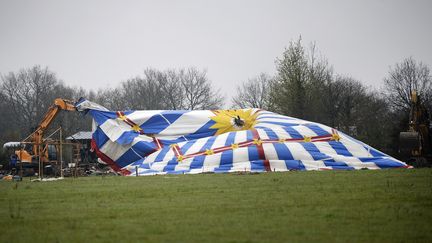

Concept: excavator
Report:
left=4, top=98, right=76, bottom=175
left=399, top=90, right=432, bottom=167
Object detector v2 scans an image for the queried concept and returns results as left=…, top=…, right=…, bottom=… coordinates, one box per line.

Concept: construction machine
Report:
left=399, top=91, right=432, bottom=167
left=3, top=98, right=77, bottom=175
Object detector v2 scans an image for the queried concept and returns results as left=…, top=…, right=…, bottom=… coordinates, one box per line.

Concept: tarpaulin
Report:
left=76, top=99, right=409, bottom=176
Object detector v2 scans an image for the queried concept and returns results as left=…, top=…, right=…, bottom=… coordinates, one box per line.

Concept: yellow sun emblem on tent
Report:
left=210, top=109, right=258, bottom=135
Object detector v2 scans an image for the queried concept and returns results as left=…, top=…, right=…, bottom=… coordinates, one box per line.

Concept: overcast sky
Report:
left=1, top=0, right=431, bottom=105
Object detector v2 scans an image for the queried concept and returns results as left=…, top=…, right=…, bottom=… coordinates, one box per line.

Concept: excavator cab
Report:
left=3, top=142, right=32, bottom=162
left=2, top=142, right=35, bottom=175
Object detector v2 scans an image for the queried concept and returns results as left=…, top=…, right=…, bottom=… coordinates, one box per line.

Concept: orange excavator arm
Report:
left=20, top=98, right=76, bottom=162
left=36, top=98, right=76, bottom=132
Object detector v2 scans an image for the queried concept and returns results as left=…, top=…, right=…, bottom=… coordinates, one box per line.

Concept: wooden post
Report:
left=75, top=143, right=79, bottom=178
left=19, top=148, right=23, bottom=178
left=135, top=166, right=138, bottom=177
left=38, top=145, right=42, bottom=179
left=60, top=127, right=63, bottom=178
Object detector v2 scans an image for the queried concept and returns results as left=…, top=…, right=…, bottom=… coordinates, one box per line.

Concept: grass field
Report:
left=1, top=169, right=431, bottom=242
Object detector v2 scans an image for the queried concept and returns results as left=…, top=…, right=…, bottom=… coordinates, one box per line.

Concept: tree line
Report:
left=0, top=37, right=431, bottom=161
left=232, top=38, right=432, bottom=156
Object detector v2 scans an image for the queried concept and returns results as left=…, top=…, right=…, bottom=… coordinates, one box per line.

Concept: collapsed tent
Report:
left=76, top=99, right=409, bottom=176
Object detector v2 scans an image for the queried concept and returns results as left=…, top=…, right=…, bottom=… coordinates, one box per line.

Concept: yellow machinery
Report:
left=5, top=98, right=77, bottom=176
left=399, top=91, right=431, bottom=166
left=18, top=98, right=76, bottom=162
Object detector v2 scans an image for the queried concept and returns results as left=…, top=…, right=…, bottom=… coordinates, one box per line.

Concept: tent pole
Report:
left=38, top=145, right=42, bottom=179
left=60, top=126, right=63, bottom=178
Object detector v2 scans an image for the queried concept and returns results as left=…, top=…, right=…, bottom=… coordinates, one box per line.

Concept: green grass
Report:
left=1, top=169, right=432, bottom=243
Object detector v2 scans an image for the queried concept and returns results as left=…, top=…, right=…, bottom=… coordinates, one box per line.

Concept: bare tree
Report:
left=384, top=57, right=432, bottom=111
left=306, top=42, right=334, bottom=122
left=121, top=73, right=165, bottom=110
left=159, top=69, right=184, bottom=110
left=0, top=90, right=20, bottom=141
left=331, top=76, right=367, bottom=130
left=93, top=87, right=126, bottom=111
left=0, top=65, right=91, bottom=139
left=180, top=68, right=224, bottom=110
left=94, top=67, right=223, bottom=111
left=231, top=73, right=272, bottom=109
left=1, top=66, right=59, bottom=134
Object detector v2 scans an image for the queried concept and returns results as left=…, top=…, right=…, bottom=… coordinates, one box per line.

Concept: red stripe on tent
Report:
left=331, top=128, right=339, bottom=137
left=252, top=129, right=267, bottom=161
left=176, top=133, right=335, bottom=162
left=117, top=111, right=132, bottom=126
left=92, top=128, right=338, bottom=173
left=171, top=144, right=182, bottom=157
left=184, top=150, right=209, bottom=158
left=401, top=165, right=414, bottom=169
left=251, top=129, right=270, bottom=171
left=91, top=139, right=131, bottom=175
left=313, top=134, right=333, bottom=140
left=263, top=160, right=271, bottom=172
left=238, top=140, right=254, bottom=147
left=213, top=145, right=232, bottom=153
left=117, top=111, right=145, bottom=135
left=153, top=137, right=163, bottom=150
left=319, top=168, right=332, bottom=171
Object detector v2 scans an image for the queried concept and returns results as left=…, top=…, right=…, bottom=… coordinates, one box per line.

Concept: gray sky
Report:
left=1, top=0, right=431, bottom=105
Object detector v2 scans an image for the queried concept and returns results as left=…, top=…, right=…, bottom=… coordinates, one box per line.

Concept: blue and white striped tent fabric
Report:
left=76, top=99, right=409, bottom=176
